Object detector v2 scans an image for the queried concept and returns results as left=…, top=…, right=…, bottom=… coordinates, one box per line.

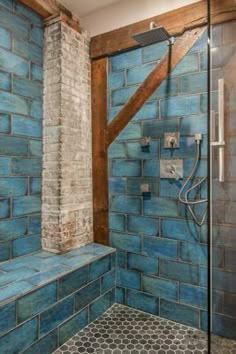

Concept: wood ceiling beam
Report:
left=107, top=26, right=207, bottom=146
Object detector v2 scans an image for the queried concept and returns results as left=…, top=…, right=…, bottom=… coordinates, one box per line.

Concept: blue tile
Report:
left=0, top=318, right=38, bottom=354
left=111, top=195, right=141, bottom=214
left=189, top=30, right=207, bottom=53
left=14, top=38, right=43, bottom=65
left=0, top=47, right=29, bottom=77
left=183, top=158, right=208, bottom=178
left=150, top=78, right=178, bottom=100
left=101, top=270, right=115, bottom=294
left=112, top=160, right=141, bottom=177
left=142, top=41, right=167, bottom=63
left=200, top=51, right=207, bottom=71
left=212, top=269, right=236, bottom=293
left=30, top=99, right=42, bottom=119
left=143, top=275, right=178, bottom=301
left=17, top=282, right=57, bottom=323
left=13, top=77, right=43, bottom=100
left=143, top=236, right=178, bottom=260
left=0, top=71, right=10, bottom=91
left=171, top=53, right=199, bottom=76
left=212, top=314, right=236, bottom=340
left=116, top=268, right=141, bottom=290
left=0, top=177, right=28, bottom=197
left=58, top=265, right=89, bottom=299
left=162, top=219, right=199, bottom=242
left=29, top=215, right=41, bottom=235
left=126, top=141, right=158, bottom=159
left=143, top=198, right=178, bottom=217
left=40, top=296, right=74, bottom=336
left=143, top=159, right=160, bottom=177
left=126, top=63, right=155, bottom=86
left=200, top=267, right=207, bottom=287
left=108, top=178, right=126, bottom=194
left=0, top=241, right=10, bottom=261
left=0, top=6, right=30, bottom=39
left=110, top=232, right=141, bottom=253
left=201, top=92, right=216, bottom=113
left=128, top=253, right=158, bottom=275
left=143, top=119, right=179, bottom=138
left=89, top=291, right=112, bottom=322
left=75, top=279, right=100, bottom=311
left=15, top=1, right=43, bottom=26
left=30, top=177, right=41, bottom=194
left=0, top=217, right=27, bottom=241
left=0, top=199, right=10, bottom=219
left=111, top=49, right=142, bottom=71
left=179, top=72, right=207, bottom=94
left=12, top=196, right=41, bottom=216
left=22, top=330, right=58, bottom=354
left=26, top=265, right=70, bottom=286
left=59, top=308, right=88, bottom=346
left=31, top=26, right=44, bottom=48
left=0, top=0, right=13, bottom=11
left=0, top=113, right=10, bottom=133
left=0, top=302, right=16, bottom=336
left=0, top=135, right=28, bottom=156
left=126, top=289, right=158, bottom=315
left=160, top=299, right=200, bottom=328
left=127, top=215, right=159, bottom=236
left=0, top=91, right=28, bottom=115
left=180, top=242, right=208, bottom=265
left=0, top=157, right=11, bottom=176
left=89, top=255, right=111, bottom=281
left=126, top=178, right=158, bottom=196
left=180, top=114, right=208, bottom=135
left=161, top=136, right=207, bottom=159
left=180, top=284, right=207, bottom=309
left=0, top=267, right=36, bottom=287
left=29, top=140, right=42, bottom=157
left=109, top=213, right=125, bottom=231
left=12, top=158, right=42, bottom=176
left=133, top=101, right=159, bottom=120
left=160, top=179, right=199, bottom=199
left=108, top=71, right=125, bottom=90
left=0, top=280, right=34, bottom=303
left=12, top=115, right=42, bottom=138
left=112, top=86, right=137, bottom=106
left=116, top=287, right=125, bottom=304
left=12, top=235, right=41, bottom=257
left=160, top=260, right=199, bottom=285
left=161, top=95, right=200, bottom=118
left=117, top=122, right=142, bottom=140
left=116, top=250, right=127, bottom=268
left=108, top=142, right=126, bottom=158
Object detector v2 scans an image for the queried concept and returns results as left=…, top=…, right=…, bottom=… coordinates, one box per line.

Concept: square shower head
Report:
left=132, top=26, right=171, bottom=46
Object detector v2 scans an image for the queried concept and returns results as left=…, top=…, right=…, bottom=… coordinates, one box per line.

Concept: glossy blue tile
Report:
left=0, top=177, right=28, bottom=197
left=111, top=195, right=141, bottom=214
left=189, top=30, right=207, bottom=53
left=0, top=91, right=28, bottom=115
left=200, top=267, right=207, bottom=287
left=30, top=177, right=41, bottom=194
left=126, top=141, right=158, bottom=159
left=126, top=178, right=158, bottom=196
left=200, top=51, right=207, bottom=71
left=180, top=284, right=207, bottom=309
left=108, top=142, right=126, bottom=158
left=161, top=95, right=200, bottom=118
left=0, top=47, right=29, bottom=77
left=0, top=241, right=10, bottom=261
left=212, top=268, right=236, bottom=293
left=160, top=260, right=199, bottom=285
left=179, top=72, right=207, bottom=94
left=17, top=282, right=57, bottom=323
left=0, top=135, right=28, bottom=156
left=212, top=314, right=236, bottom=340
left=201, top=92, right=217, bottom=113
left=40, top=296, right=74, bottom=336
left=12, top=195, right=41, bottom=216
left=171, top=53, right=199, bottom=76
left=108, top=71, right=125, bottom=90
left=0, top=199, right=10, bottom=219
left=180, top=114, right=208, bottom=135
left=127, top=289, right=158, bottom=315
left=162, top=219, right=199, bottom=242
left=110, top=232, right=141, bottom=253
left=142, top=41, right=167, bottom=63
left=15, top=1, right=43, bottom=26
left=0, top=113, right=10, bottom=133
left=183, top=158, right=208, bottom=178
left=12, top=235, right=41, bottom=258
left=133, top=101, right=159, bottom=120
left=0, top=280, right=34, bottom=303
left=160, top=179, right=199, bottom=199
left=89, top=291, right=112, bottom=322
left=58, top=265, right=89, bottom=299
left=112, top=160, right=141, bottom=177
left=0, top=71, right=10, bottom=91
left=109, top=178, right=126, bottom=194
left=89, top=255, right=111, bottom=281
left=22, top=330, right=58, bottom=354
left=75, top=279, right=100, bottom=311
left=30, top=99, right=42, bottom=119
left=14, top=38, right=43, bottom=65
left=31, top=64, right=43, bottom=82
left=116, top=286, right=125, bottom=304
left=13, top=76, right=43, bottom=100
left=29, top=140, right=42, bottom=157
left=109, top=213, right=125, bottom=231
left=0, top=302, right=16, bottom=335
left=143, top=198, right=178, bottom=217
left=127, top=215, right=159, bottom=236
left=101, top=270, right=115, bottom=294
left=59, top=308, right=88, bottom=346
left=111, top=49, right=142, bottom=71
left=31, top=26, right=44, bottom=48
left=12, top=158, right=42, bottom=176
left=117, top=122, right=142, bottom=140
left=116, top=268, right=141, bottom=290
left=126, top=63, right=155, bottom=86
left=0, top=0, right=13, bottom=10
left=143, top=236, right=178, bottom=260
left=128, top=253, right=158, bottom=275
left=0, top=7, right=30, bottom=39
left=29, top=215, right=41, bottom=235
left=143, top=119, right=179, bottom=138
left=0, top=157, right=11, bottom=176
left=112, top=86, right=137, bottom=106
left=150, top=78, right=178, bottom=100
left=0, top=217, right=27, bottom=241
left=143, top=159, right=160, bottom=177
left=116, top=250, right=127, bottom=268
left=26, top=265, right=70, bottom=286
left=12, top=115, right=42, bottom=138
left=143, top=275, right=178, bottom=301
left=180, top=242, right=208, bottom=265
left=0, top=267, right=36, bottom=287
left=0, top=318, right=38, bottom=354
left=160, top=299, right=200, bottom=328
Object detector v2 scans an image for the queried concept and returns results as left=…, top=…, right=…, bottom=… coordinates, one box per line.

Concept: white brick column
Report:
left=42, top=17, right=93, bottom=253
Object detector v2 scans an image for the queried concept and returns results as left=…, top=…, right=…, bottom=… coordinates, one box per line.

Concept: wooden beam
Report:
left=107, top=26, right=206, bottom=146
left=20, top=0, right=72, bottom=18
left=91, top=0, right=236, bottom=59
left=92, top=58, right=109, bottom=245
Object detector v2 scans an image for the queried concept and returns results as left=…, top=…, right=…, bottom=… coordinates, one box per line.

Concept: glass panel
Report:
left=210, top=2, right=236, bottom=351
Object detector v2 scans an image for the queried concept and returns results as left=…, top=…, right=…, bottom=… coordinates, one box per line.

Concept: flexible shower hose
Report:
left=178, top=139, right=208, bottom=226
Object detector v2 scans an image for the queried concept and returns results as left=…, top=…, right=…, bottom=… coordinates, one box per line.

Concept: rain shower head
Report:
left=132, top=22, right=172, bottom=46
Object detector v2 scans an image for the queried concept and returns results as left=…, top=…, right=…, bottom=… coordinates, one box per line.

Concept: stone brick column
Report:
left=42, top=17, right=93, bottom=253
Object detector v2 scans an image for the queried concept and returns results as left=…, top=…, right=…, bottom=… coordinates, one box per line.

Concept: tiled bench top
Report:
left=0, top=243, right=115, bottom=305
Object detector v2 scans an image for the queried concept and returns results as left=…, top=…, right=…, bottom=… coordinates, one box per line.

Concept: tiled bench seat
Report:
left=0, top=243, right=116, bottom=354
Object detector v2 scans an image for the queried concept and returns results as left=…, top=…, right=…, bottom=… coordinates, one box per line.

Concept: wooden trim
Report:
left=20, top=0, right=71, bottom=18
left=92, top=58, right=109, bottom=245
left=91, top=0, right=236, bottom=59
left=107, top=26, right=207, bottom=146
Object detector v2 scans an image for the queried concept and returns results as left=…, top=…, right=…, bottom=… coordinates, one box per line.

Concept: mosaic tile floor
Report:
left=53, top=304, right=236, bottom=354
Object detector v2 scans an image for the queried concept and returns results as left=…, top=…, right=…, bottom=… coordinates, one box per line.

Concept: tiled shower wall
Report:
left=108, top=31, right=209, bottom=330
left=0, top=0, right=43, bottom=261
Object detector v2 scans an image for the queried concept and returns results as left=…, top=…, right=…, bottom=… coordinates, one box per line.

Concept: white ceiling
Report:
left=60, top=0, right=122, bottom=17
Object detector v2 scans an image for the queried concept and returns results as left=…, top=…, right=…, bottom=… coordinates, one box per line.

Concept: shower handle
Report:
left=211, top=78, right=225, bottom=183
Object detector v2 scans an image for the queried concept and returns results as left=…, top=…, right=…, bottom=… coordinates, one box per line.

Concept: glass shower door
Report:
left=209, top=3, right=236, bottom=350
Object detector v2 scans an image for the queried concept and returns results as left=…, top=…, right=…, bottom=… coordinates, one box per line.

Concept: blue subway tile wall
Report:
left=108, top=30, right=209, bottom=331
left=0, top=0, right=43, bottom=261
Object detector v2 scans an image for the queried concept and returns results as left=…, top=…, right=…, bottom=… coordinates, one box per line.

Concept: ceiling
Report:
left=60, top=0, right=122, bottom=17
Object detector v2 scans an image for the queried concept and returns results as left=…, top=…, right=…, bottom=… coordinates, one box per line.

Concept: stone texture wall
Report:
left=42, top=18, right=93, bottom=253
